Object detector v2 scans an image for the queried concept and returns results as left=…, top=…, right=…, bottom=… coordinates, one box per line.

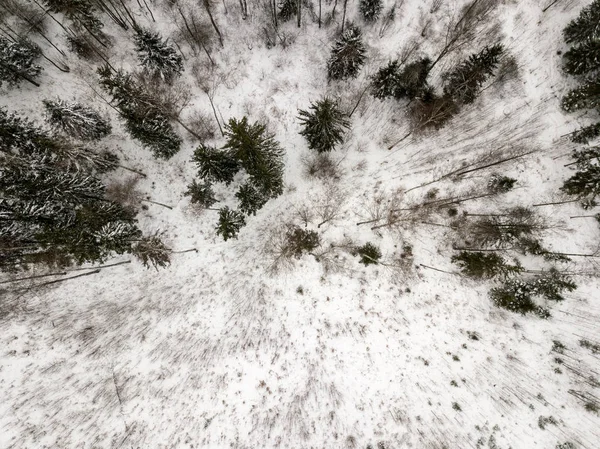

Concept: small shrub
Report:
left=216, top=207, right=246, bottom=241
left=359, top=0, right=383, bottom=22
left=580, top=339, right=600, bottom=354
left=552, top=340, right=566, bottom=354
left=556, top=443, right=576, bottom=449
left=356, top=242, right=382, bottom=265
left=585, top=402, right=599, bottom=413
left=283, top=226, right=320, bottom=258
left=452, top=402, right=462, bottom=411
left=538, top=415, right=558, bottom=430
left=488, top=173, right=517, bottom=193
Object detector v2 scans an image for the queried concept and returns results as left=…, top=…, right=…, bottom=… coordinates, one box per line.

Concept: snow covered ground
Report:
left=1, top=0, right=600, bottom=448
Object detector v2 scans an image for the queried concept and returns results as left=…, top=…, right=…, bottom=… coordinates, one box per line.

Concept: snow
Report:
left=1, top=0, right=600, bottom=448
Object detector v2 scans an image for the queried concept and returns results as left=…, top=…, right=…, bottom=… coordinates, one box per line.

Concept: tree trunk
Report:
left=297, top=0, right=301, bottom=27
left=318, top=0, right=321, bottom=28
left=341, top=0, right=348, bottom=32
left=204, top=0, right=224, bottom=47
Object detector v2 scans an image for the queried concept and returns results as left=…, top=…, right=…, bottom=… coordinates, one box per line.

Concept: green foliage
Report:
left=43, top=99, right=111, bottom=141
left=359, top=0, right=383, bottom=22
left=327, top=24, right=366, bottom=80
left=563, top=40, right=600, bottom=76
left=487, top=173, right=517, bottom=193
left=517, top=237, right=571, bottom=262
left=235, top=182, right=267, bottom=215
left=133, top=27, right=183, bottom=82
left=561, top=147, right=600, bottom=200
left=97, top=66, right=181, bottom=159
left=278, top=0, right=297, bottom=22
left=132, top=234, right=171, bottom=269
left=561, top=78, right=600, bottom=112
left=443, top=44, right=505, bottom=105
left=451, top=251, right=523, bottom=279
left=192, top=144, right=240, bottom=185
left=283, top=226, right=320, bottom=258
left=571, top=122, right=600, bottom=144
left=356, top=242, right=382, bottom=265
left=563, top=0, right=600, bottom=44
left=46, top=0, right=104, bottom=36
left=0, top=108, right=158, bottom=270
left=0, top=37, right=43, bottom=87
left=185, top=180, right=217, bottom=208
left=298, top=97, right=350, bottom=154
left=215, top=207, right=246, bottom=241
left=371, top=58, right=431, bottom=100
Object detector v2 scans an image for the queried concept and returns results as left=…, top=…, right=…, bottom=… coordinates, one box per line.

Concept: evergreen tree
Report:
left=97, top=66, right=181, bottom=159
left=185, top=180, right=217, bottom=208
left=487, top=173, right=517, bottom=193
left=451, top=251, right=523, bottom=279
left=563, top=40, right=600, bottom=76
left=0, top=108, right=160, bottom=270
left=278, top=0, right=298, bottom=22
left=571, top=122, right=600, bottom=144
left=43, top=98, right=111, bottom=141
left=561, top=146, right=600, bottom=199
left=359, top=0, right=383, bottom=22
left=0, top=37, right=43, bottom=87
left=443, top=44, right=505, bottom=104
left=192, top=144, right=240, bottom=185
left=356, top=242, right=382, bottom=265
left=132, top=234, right=171, bottom=269
left=563, top=0, right=600, bottom=44
left=282, top=226, right=320, bottom=258
left=216, top=206, right=246, bottom=241
left=223, top=117, right=285, bottom=199
left=298, top=97, right=350, bottom=153
left=235, top=182, right=268, bottom=215
left=371, top=57, right=431, bottom=100
left=133, top=27, right=183, bottom=83
left=561, top=78, right=600, bottom=112
left=327, top=24, right=367, bottom=80
left=46, top=0, right=104, bottom=36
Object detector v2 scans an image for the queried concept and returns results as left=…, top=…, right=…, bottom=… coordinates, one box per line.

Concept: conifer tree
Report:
left=0, top=37, right=43, bottom=87
left=487, top=173, right=517, bottom=193
left=298, top=97, right=350, bottom=153
left=191, top=144, right=240, bottom=185
left=371, top=60, right=402, bottom=99
left=443, top=44, right=505, bottom=105
left=216, top=206, right=246, bottom=241
left=452, top=251, right=523, bottom=279
left=561, top=78, right=600, bottom=112
left=43, top=99, right=111, bottom=141
left=185, top=180, right=217, bottom=208
left=132, top=234, right=171, bottom=269
left=278, top=0, right=297, bottom=22
left=563, top=0, right=600, bottom=44
left=356, top=242, right=381, bottom=265
left=371, top=58, right=431, bottom=100
left=0, top=108, right=161, bottom=270
left=46, top=0, right=105, bottom=36
left=563, top=40, right=600, bottom=76
left=97, top=66, right=181, bottom=159
left=571, top=122, right=600, bottom=144
left=235, top=182, right=268, bottom=215
left=359, top=0, right=382, bottom=22
left=327, top=24, right=367, bottom=80
left=133, top=27, right=183, bottom=83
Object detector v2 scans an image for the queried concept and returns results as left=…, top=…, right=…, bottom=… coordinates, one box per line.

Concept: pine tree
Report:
left=133, top=27, right=183, bottom=83
left=371, top=58, right=431, bottom=100
left=185, top=180, right=217, bottom=208
left=223, top=117, right=285, bottom=199
left=0, top=108, right=161, bottom=270
left=191, top=144, right=240, bottom=184
left=235, top=182, right=268, bottom=215
left=43, top=99, right=111, bottom=141
left=46, top=0, right=105, bottom=36
left=0, top=37, right=43, bottom=87
left=561, top=147, right=600, bottom=200
left=97, top=66, right=181, bottom=159
left=571, top=122, right=600, bottom=144
left=216, top=206, right=246, bottom=241
left=443, top=44, right=505, bottom=104
left=298, top=97, right=350, bottom=153
left=561, top=78, right=600, bottom=112
left=563, top=40, right=600, bottom=76
left=487, top=173, right=517, bottom=193
left=132, top=234, right=171, bottom=269
left=278, top=0, right=298, bottom=22
left=327, top=24, right=367, bottom=80
left=563, top=0, right=600, bottom=44
left=451, top=251, right=523, bottom=279
left=359, top=0, right=382, bottom=22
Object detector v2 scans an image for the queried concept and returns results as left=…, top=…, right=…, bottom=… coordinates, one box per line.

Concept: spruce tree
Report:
left=443, top=44, right=505, bottom=105
left=563, top=0, right=600, bottom=44
left=43, top=99, right=111, bottom=141
left=97, top=66, right=181, bottom=159
left=487, top=173, right=517, bottom=193
left=563, top=40, right=600, bottom=76
left=561, top=147, right=600, bottom=200
left=451, top=251, right=523, bottom=279
left=359, top=0, right=383, bottom=22
left=46, top=0, right=104, bottom=37
left=571, top=122, right=600, bottom=144
left=0, top=108, right=161, bottom=270
left=192, top=144, right=240, bottom=185
left=0, top=37, right=43, bottom=87
left=561, top=78, right=600, bottom=112
left=298, top=97, right=350, bottom=153
left=278, top=0, right=298, bottom=22
left=235, top=182, right=268, bottom=215
left=133, top=27, right=183, bottom=83
left=327, top=24, right=367, bottom=80
left=132, top=234, right=171, bottom=269
left=216, top=207, right=246, bottom=241
left=356, top=242, right=382, bottom=265
left=185, top=180, right=217, bottom=208
left=371, top=58, right=431, bottom=100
